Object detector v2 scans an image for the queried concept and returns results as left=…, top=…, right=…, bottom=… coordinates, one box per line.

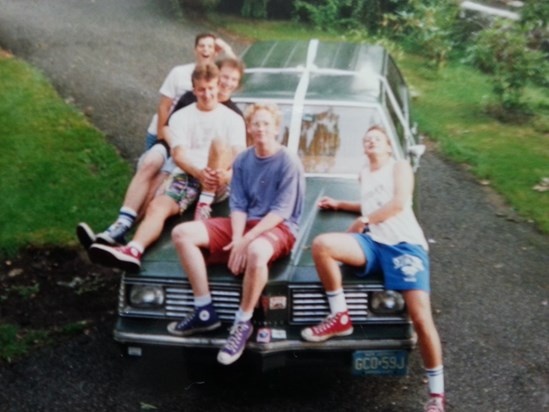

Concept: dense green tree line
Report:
left=180, top=0, right=548, bottom=116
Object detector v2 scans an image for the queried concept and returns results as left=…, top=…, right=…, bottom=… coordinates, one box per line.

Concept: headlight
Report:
left=129, top=285, right=165, bottom=308
left=370, top=290, right=405, bottom=315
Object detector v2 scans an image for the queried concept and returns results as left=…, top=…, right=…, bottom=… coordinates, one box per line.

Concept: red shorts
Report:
left=203, top=218, right=295, bottom=265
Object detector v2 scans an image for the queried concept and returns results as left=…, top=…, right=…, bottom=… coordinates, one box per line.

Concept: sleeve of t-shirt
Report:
left=158, top=64, right=193, bottom=99
left=229, top=152, right=249, bottom=212
left=226, top=111, right=246, bottom=148
left=269, top=153, right=303, bottom=219
left=168, top=109, right=192, bottom=149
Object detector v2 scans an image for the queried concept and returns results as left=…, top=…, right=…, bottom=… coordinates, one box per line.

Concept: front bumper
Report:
left=114, top=317, right=416, bottom=356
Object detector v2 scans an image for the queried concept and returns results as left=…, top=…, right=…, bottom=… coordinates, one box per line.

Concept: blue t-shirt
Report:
left=230, top=146, right=305, bottom=236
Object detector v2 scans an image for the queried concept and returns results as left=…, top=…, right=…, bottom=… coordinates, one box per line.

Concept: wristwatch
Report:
left=359, top=216, right=369, bottom=225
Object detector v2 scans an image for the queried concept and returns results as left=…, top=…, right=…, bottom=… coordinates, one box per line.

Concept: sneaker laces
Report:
left=425, top=395, right=445, bottom=412
left=312, top=314, right=338, bottom=334
left=223, top=323, right=248, bottom=353
left=175, top=313, right=196, bottom=330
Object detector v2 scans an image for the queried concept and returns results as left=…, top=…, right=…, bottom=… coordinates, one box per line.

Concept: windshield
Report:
left=298, top=105, right=382, bottom=175
left=236, top=102, right=383, bottom=175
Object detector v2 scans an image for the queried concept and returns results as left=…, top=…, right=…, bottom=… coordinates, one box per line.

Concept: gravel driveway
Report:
left=1, top=0, right=548, bottom=411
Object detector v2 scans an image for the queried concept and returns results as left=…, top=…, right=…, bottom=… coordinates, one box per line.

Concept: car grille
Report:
left=290, top=285, right=369, bottom=324
left=120, top=281, right=370, bottom=324
left=165, top=286, right=241, bottom=321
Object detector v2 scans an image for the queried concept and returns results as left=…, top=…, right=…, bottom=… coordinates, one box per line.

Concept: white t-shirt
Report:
left=168, top=103, right=246, bottom=171
left=360, top=158, right=428, bottom=249
left=147, top=63, right=195, bottom=135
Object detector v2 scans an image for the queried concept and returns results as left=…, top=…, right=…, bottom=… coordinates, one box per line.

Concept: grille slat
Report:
left=290, top=286, right=369, bottom=324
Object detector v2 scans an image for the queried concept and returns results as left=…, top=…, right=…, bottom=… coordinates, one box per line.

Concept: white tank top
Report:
left=360, top=158, right=428, bottom=250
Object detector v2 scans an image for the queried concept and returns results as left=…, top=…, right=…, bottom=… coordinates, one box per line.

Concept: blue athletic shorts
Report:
left=351, top=233, right=430, bottom=292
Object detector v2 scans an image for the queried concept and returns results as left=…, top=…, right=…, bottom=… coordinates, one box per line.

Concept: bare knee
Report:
left=312, top=234, right=331, bottom=259
left=246, top=240, right=272, bottom=270
left=172, top=222, right=194, bottom=246
left=138, top=153, right=163, bottom=177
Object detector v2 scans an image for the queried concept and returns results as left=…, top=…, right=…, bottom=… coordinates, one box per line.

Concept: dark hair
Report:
left=216, top=57, right=245, bottom=81
left=194, top=33, right=216, bottom=47
left=191, top=63, right=220, bottom=87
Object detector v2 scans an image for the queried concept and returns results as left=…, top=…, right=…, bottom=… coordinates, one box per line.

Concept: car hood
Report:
left=139, top=176, right=376, bottom=284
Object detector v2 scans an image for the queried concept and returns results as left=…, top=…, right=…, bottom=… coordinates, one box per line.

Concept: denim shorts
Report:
left=351, top=233, right=430, bottom=292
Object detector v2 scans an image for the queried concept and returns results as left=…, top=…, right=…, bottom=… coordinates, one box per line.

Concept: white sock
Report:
left=234, top=308, right=253, bottom=324
left=127, top=241, right=144, bottom=253
left=327, top=288, right=347, bottom=314
left=198, top=192, right=215, bottom=205
left=426, top=366, right=444, bottom=395
left=114, top=207, right=137, bottom=229
left=195, top=294, right=212, bottom=308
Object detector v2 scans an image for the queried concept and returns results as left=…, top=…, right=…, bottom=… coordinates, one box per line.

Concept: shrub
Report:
left=466, top=18, right=547, bottom=112
left=384, top=0, right=460, bottom=68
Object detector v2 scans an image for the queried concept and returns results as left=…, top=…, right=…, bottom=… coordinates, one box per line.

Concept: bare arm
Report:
left=317, top=196, right=361, bottom=213
left=215, top=38, right=236, bottom=59
left=172, top=145, right=204, bottom=182
left=156, top=96, right=173, bottom=141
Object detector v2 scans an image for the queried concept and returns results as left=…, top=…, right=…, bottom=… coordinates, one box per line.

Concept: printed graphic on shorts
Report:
left=392, top=254, right=425, bottom=283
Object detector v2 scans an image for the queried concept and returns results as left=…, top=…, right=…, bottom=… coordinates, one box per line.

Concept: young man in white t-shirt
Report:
left=88, top=63, right=246, bottom=272
left=76, top=34, right=236, bottom=249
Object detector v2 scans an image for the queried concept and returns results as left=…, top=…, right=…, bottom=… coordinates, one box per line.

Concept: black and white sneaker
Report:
left=95, top=222, right=127, bottom=246
left=76, top=222, right=96, bottom=250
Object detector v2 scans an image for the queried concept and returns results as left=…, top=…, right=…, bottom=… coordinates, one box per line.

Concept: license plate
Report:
left=352, top=350, right=408, bottom=376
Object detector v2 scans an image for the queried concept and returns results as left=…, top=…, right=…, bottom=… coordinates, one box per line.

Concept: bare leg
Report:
left=171, top=221, right=212, bottom=297
left=311, top=232, right=366, bottom=291
left=239, top=238, right=274, bottom=313
left=122, top=151, right=165, bottom=214
left=131, top=195, right=178, bottom=249
left=203, top=137, right=233, bottom=193
left=403, top=290, right=443, bottom=369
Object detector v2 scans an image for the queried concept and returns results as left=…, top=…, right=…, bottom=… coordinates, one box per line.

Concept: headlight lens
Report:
left=129, top=285, right=165, bottom=308
left=370, top=290, right=405, bottom=315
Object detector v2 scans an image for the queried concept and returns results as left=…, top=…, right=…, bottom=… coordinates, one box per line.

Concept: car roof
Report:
left=234, top=39, right=389, bottom=105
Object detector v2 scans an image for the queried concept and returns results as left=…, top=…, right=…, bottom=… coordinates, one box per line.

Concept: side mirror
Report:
left=408, top=144, right=426, bottom=172
left=408, top=144, right=426, bottom=158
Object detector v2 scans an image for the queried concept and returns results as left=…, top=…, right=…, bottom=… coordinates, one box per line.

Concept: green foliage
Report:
left=384, top=0, right=460, bottom=68
left=10, top=284, right=40, bottom=299
left=400, top=55, right=549, bottom=233
left=293, top=0, right=402, bottom=34
left=466, top=18, right=548, bottom=113
left=179, top=0, right=220, bottom=12
left=0, top=324, right=49, bottom=363
left=521, top=1, right=549, bottom=29
left=241, top=0, right=269, bottom=18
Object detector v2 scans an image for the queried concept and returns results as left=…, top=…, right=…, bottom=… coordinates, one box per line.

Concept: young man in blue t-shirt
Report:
left=167, top=103, right=305, bottom=366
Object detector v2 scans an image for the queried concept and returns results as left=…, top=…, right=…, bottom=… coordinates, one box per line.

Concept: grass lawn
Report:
left=0, top=51, right=132, bottom=258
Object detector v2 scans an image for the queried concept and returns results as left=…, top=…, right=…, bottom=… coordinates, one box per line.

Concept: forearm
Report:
left=156, top=96, right=173, bottom=139
left=242, top=212, right=284, bottom=242
left=333, top=200, right=361, bottom=213
left=173, top=147, right=202, bottom=179
left=230, top=211, right=248, bottom=240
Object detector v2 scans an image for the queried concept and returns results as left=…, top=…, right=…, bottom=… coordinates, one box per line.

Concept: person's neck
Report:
left=255, top=141, right=281, bottom=158
left=369, top=153, right=391, bottom=171
left=196, top=101, right=218, bottom=112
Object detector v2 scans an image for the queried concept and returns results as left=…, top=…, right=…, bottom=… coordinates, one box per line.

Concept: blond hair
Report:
left=244, top=103, right=282, bottom=128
